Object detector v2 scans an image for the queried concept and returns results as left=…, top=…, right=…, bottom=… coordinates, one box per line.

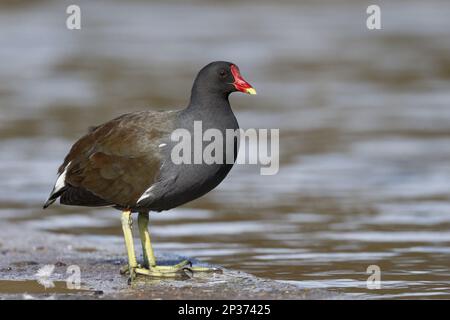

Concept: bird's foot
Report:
left=120, top=259, right=192, bottom=280
left=120, top=264, right=142, bottom=284
left=120, top=259, right=222, bottom=281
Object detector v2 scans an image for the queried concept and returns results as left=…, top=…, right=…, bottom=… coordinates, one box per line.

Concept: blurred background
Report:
left=1, top=0, right=450, bottom=298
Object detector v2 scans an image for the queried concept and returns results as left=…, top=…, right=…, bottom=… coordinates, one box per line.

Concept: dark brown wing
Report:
left=60, top=186, right=112, bottom=207
left=54, top=111, right=175, bottom=208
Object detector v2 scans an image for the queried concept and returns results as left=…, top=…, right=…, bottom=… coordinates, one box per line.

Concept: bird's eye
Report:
left=219, top=69, right=227, bottom=78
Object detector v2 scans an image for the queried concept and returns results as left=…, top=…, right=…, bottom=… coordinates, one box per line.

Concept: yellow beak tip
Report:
left=246, top=88, right=257, bottom=95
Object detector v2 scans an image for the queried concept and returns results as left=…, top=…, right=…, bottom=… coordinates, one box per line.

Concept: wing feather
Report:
left=45, top=111, right=175, bottom=208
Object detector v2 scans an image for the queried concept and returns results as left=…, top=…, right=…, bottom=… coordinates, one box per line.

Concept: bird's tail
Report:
left=43, top=198, right=56, bottom=209
left=42, top=187, right=66, bottom=209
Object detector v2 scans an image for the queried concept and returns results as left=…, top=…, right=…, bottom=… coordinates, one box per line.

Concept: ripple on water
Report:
left=0, top=0, right=450, bottom=299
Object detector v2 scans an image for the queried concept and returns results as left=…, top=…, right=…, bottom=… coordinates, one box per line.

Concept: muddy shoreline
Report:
left=0, top=221, right=340, bottom=300
left=2, top=0, right=450, bottom=299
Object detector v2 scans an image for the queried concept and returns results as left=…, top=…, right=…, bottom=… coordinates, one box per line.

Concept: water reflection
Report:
left=0, top=0, right=449, bottom=299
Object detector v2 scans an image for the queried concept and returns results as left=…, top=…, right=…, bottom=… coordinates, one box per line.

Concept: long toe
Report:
left=120, top=265, right=129, bottom=275
left=190, top=266, right=223, bottom=274
left=151, top=259, right=192, bottom=271
left=135, top=266, right=191, bottom=279
left=120, top=263, right=143, bottom=275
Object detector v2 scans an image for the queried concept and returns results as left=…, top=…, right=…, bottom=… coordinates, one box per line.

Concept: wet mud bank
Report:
left=0, top=221, right=340, bottom=300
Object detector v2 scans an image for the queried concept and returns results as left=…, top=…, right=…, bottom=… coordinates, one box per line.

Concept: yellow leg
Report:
left=138, top=212, right=156, bottom=268
left=136, top=212, right=191, bottom=276
left=120, top=210, right=138, bottom=281
left=121, top=210, right=222, bottom=280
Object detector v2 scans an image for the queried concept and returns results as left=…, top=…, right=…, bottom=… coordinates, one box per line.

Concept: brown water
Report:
left=0, top=280, right=89, bottom=295
left=1, top=0, right=450, bottom=299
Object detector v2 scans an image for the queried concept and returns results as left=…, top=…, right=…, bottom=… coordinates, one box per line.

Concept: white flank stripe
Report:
left=54, top=161, right=71, bottom=193
left=137, top=185, right=155, bottom=204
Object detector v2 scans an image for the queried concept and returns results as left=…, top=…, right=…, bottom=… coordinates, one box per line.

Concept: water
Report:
left=1, top=0, right=450, bottom=299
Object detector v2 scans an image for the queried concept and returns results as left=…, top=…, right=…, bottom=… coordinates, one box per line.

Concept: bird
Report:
left=43, top=61, right=256, bottom=281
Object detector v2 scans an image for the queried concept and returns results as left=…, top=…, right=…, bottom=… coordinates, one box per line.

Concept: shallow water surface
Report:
left=1, top=0, right=450, bottom=299
left=0, top=280, right=90, bottom=295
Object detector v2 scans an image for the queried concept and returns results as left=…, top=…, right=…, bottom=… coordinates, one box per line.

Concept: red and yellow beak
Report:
left=231, top=64, right=257, bottom=95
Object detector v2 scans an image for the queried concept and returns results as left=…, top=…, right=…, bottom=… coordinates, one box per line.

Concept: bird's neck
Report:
left=179, top=87, right=238, bottom=131
left=186, top=84, right=231, bottom=113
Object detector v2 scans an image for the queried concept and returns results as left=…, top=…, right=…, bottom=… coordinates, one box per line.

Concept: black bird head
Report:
left=192, top=61, right=256, bottom=98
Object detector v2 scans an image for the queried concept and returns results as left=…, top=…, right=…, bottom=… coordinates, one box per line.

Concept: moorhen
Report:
left=43, top=61, right=256, bottom=280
